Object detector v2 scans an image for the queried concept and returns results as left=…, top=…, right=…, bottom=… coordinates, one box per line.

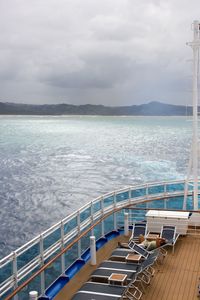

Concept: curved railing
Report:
left=0, top=179, right=195, bottom=299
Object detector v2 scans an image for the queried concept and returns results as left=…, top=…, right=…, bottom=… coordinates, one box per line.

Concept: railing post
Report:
left=77, top=211, right=81, bottom=257
left=101, top=197, right=105, bottom=236
left=39, top=235, right=45, bottom=296
left=113, top=192, right=117, bottom=230
left=146, top=184, right=149, bottom=200
left=164, top=183, right=167, bottom=195
left=13, top=251, right=18, bottom=300
left=61, top=221, right=65, bottom=274
left=128, top=188, right=131, bottom=204
left=29, top=291, right=38, bottom=300
left=90, top=236, right=96, bottom=265
left=90, top=202, right=94, bottom=236
left=124, top=212, right=129, bottom=236
left=164, top=183, right=167, bottom=209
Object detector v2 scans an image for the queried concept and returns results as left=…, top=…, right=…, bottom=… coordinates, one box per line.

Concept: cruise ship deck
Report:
left=55, top=233, right=200, bottom=300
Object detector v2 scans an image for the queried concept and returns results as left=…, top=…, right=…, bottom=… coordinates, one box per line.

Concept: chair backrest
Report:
left=130, top=223, right=147, bottom=240
left=128, top=240, right=149, bottom=259
left=160, top=225, right=176, bottom=241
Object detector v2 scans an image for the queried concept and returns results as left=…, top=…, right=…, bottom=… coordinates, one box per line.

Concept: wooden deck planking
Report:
left=143, top=235, right=200, bottom=300
left=56, top=234, right=200, bottom=300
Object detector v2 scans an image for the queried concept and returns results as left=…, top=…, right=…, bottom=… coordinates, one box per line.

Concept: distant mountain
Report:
left=0, top=101, right=192, bottom=116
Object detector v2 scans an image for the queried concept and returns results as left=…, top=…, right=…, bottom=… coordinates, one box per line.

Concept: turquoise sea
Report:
left=0, top=115, right=192, bottom=258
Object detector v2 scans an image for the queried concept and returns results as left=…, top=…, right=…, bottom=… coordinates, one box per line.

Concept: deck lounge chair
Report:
left=160, top=225, right=179, bottom=253
left=72, top=281, right=142, bottom=300
left=130, top=222, right=148, bottom=242
left=91, top=267, right=135, bottom=281
left=99, top=259, right=153, bottom=285
left=72, top=291, right=120, bottom=300
left=110, top=248, right=141, bottom=261
left=99, top=260, right=139, bottom=272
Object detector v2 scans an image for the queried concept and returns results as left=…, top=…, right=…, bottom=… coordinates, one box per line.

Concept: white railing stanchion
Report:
left=39, top=235, right=45, bottom=296
left=164, top=183, right=167, bottom=195
left=90, top=202, right=94, bottom=236
left=90, top=236, right=96, bottom=266
left=61, top=221, right=65, bottom=274
left=77, top=211, right=81, bottom=258
left=29, top=291, right=38, bottom=300
left=146, top=184, right=149, bottom=201
left=13, top=251, right=18, bottom=300
left=128, top=188, right=131, bottom=204
left=113, top=192, right=117, bottom=230
left=124, top=212, right=129, bottom=236
left=101, top=197, right=105, bottom=236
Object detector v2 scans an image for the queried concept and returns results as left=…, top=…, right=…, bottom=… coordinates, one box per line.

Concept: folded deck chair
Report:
left=130, top=222, right=148, bottom=242
left=160, top=225, right=179, bottom=253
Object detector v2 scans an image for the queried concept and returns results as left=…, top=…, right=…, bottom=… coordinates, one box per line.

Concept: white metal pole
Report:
left=124, top=212, right=129, bottom=236
left=39, top=235, right=45, bottom=296
left=90, top=236, right=96, bottom=265
left=29, top=291, right=38, bottom=300
left=13, top=252, right=18, bottom=300
left=192, top=20, right=199, bottom=210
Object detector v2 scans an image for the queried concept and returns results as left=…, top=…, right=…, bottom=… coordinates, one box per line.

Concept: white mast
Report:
left=183, top=20, right=200, bottom=210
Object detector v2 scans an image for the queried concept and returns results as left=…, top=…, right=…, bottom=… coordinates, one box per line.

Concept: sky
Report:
left=0, top=0, right=199, bottom=106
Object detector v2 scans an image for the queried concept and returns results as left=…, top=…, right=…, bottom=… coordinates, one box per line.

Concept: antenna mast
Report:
left=184, top=20, right=200, bottom=210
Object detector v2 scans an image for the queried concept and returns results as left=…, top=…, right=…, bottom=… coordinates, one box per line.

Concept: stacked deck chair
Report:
left=160, top=225, right=179, bottom=253
left=129, top=222, right=148, bottom=243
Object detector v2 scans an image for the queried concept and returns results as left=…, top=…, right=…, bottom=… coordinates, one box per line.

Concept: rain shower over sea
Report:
left=0, top=115, right=191, bottom=258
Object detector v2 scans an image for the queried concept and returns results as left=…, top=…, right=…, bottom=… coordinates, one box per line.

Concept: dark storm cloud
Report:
left=42, top=54, right=134, bottom=89
left=0, top=0, right=199, bottom=105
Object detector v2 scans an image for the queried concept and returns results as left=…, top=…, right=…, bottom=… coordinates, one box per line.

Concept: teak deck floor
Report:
left=143, top=234, right=200, bottom=300
left=56, top=234, right=200, bottom=300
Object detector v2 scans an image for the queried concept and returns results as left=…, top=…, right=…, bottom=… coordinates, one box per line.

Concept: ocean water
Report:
left=0, top=115, right=192, bottom=258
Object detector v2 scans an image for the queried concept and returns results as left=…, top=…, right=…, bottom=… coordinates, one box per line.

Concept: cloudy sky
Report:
left=0, top=0, right=199, bottom=106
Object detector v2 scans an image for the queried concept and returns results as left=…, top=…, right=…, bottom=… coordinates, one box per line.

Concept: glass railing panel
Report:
left=80, top=228, right=91, bottom=255
left=147, top=199, right=165, bottom=209
left=65, top=243, right=78, bottom=269
left=148, top=185, right=164, bottom=194
left=43, top=228, right=61, bottom=250
left=166, top=183, right=185, bottom=192
left=93, top=201, right=101, bottom=214
left=130, top=210, right=146, bottom=223
left=104, top=195, right=114, bottom=207
left=17, top=268, right=41, bottom=300
left=80, top=207, right=91, bottom=223
left=17, top=242, right=40, bottom=270
left=166, top=196, right=184, bottom=210
left=44, top=259, right=62, bottom=292
left=116, top=210, right=125, bottom=227
left=116, top=191, right=129, bottom=202
left=93, top=223, right=102, bottom=240
left=64, top=217, right=77, bottom=235
left=0, top=261, right=12, bottom=289
left=104, top=214, right=114, bottom=234
left=131, top=188, right=146, bottom=198
left=186, top=196, right=193, bottom=210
